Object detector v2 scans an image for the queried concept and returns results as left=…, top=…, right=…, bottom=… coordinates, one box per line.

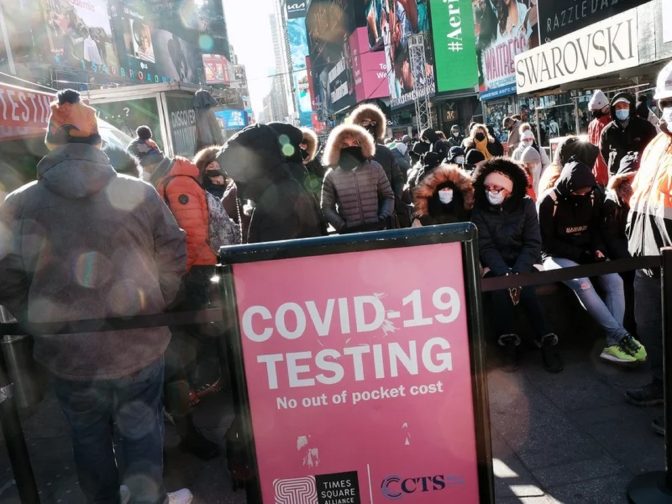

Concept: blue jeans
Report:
left=543, top=256, right=629, bottom=346
left=54, top=358, right=167, bottom=504
left=634, top=271, right=662, bottom=380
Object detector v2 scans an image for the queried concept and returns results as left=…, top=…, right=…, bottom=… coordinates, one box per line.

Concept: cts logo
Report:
left=380, top=473, right=464, bottom=500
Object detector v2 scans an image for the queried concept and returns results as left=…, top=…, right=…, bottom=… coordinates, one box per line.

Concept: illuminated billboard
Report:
left=364, top=0, right=435, bottom=108
left=287, top=15, right=313, bottom=127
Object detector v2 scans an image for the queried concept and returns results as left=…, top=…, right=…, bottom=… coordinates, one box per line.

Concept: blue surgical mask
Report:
left=615, top=109, right=630, bottom=121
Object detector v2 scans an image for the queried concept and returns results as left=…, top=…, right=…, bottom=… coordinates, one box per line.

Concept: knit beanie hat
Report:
left=521, top=129, right=535, bottom=142
left=588, top=90, right=609, bottom=111
left=45, top=89, right=101, bottom=150
left=521, top=145, right=541, bottom=164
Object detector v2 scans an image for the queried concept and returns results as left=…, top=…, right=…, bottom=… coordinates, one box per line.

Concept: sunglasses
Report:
left=360, top=119, right=377, bottom=127
left=206, top=170, right=225, bottom=178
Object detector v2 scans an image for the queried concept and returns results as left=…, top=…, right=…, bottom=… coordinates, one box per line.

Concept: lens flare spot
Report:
left=199, top=34, right=214, bottom=52
left=282, top=144, right=295, bottom=157
left=75, top=252, right=111, bottom=288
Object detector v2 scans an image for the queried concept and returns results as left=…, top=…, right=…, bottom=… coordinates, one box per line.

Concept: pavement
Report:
left=0, top=297, right=667, bottom=504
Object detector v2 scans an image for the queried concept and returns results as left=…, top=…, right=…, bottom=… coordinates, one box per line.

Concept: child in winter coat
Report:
left=411, top=163, right=474, bottom=226
left=472, top=158, right=562, bottom=372
left=538, top=158, right=646, bottom=365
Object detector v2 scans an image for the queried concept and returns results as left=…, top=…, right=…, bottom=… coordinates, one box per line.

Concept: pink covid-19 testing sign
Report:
left=232, top=242, right=480, bottom=503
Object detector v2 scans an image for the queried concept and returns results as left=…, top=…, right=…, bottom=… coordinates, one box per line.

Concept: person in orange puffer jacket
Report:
left=142, top=153, right=221, bottom=460
left=156, top=156, right=216, bottom=272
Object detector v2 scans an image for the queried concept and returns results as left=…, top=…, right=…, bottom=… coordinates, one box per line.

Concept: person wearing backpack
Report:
left=538, top=158, right=646, bottom=366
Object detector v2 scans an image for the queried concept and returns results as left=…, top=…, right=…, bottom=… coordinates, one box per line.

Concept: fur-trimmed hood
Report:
left=472, top=158, right=530, bottom=208
left=413, top=163, right=474, bottom=217
left=301, top=127, right=319, bottom=162
left=347, top=103, right=387, bottom=142
left=322, top=124, right=376, bottom=167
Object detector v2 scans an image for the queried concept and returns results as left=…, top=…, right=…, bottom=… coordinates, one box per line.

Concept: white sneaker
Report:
left=168, top=488, right=194, bottom=504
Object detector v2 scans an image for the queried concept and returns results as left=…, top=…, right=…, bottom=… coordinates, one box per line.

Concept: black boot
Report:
left=498, top=334, right=520, bottom=372
left=175, top=414, right=220, bottom=460
left=537, top=333, right=563, bottom=373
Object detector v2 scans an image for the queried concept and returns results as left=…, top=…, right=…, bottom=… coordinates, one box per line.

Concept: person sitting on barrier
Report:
left=538, top=157, right=646, bottom=365
left=624, top=60, right=672, bottom=429
left=602, top=152, right=638, bottom=337
left=471, top=158, right=563, bottom=373
left=411, top=162, right=474, bottom=227
left=320, top=124, right=395, bottom=234
left=0, top=89, right=190, bottom=503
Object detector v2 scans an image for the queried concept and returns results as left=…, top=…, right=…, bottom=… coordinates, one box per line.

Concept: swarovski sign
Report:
left=286, top=1, right=307, bottom=18
left=515, top=8, right=638, bottom=94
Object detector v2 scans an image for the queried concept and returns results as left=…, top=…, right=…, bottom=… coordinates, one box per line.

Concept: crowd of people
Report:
left=2, top=60, right=672, bottom=502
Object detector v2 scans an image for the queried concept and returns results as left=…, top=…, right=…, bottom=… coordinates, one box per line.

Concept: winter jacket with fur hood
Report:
left=157, top=157, right=217, bottom=269
left=215, top=123, right=324, bottom=242
left=0, top=143, right=186, bottom=380
left=599, top=92, right=656, bottom=178
left=347, top=103, right=404, bottom=199
left=412, top=163, right=473, bottom=226
left=538, top=159, right=606, bottom=263
left=321, top=124, right=394, bottom=232
left=471, top=159, right=541, bottom=275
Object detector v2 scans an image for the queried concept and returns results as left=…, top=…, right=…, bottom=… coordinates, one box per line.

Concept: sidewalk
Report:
left=0, top=338, right=665, bottom=503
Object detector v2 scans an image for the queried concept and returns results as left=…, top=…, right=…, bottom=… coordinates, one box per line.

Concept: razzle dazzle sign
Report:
left=222, top=228, right=491, bottom=504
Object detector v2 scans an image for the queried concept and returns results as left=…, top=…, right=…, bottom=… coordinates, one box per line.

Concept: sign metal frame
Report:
left=219, top=223, right=494, bottom=503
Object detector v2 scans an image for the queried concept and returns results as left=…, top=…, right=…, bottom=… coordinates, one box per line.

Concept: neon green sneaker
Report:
left=621, top=336, right=647, bottom=362
left=600, top=342, right=638, bottom=364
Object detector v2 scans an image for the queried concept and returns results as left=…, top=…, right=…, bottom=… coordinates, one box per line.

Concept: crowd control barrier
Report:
left=0, top=225, right=671, bottom=504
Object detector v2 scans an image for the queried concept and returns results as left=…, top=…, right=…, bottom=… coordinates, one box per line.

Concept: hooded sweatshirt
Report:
left=0, top=143, right=186, bottom=380
left=602, top=153, right=637, bottom=260
left=599, top=92, right=657, bottom=178
left=538, top=159, right=606, bottom=263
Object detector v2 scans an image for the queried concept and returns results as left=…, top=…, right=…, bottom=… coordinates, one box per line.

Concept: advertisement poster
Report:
left=233, top=243, right=480, bottom=503
left=203, top=54, right=231, bottom=84
left=429, top=0, right=478, bottom=93
left=537, top=0, right=648, bottom=43
left=0, top=82, right=53, bottom=141
left=473, top=0, right=539, bottom=99
left=43, top=0, right=119, bottom=72
left=165, top=94, right=197, bottom=156
left=364, top=0, right=435, bottom=108
left=515, top=8, right=638, bottom=94
left=129, top=18, right=155, bottom=63
left=287, top=16, right=313, bottom=127
left=349, top=27, right=389, bottom=102
left=152, top=29, right=202, bottom=84
left=214, top=109, right=247, bottom=131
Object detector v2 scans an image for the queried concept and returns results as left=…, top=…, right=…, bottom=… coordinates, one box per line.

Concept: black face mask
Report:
left=474, top=132, right=486, bottom=142
left=340, top=146, right=366, bottom=169
left=365, top=125, right=377, bottom=137
left=301, top=149, right=310, bottom=161
left=591, top=110, right=603, bottom=119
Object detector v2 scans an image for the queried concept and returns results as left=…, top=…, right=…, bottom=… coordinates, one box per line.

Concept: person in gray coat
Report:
left=0, top=89, right=187, bottom=504
left=321, top=124, right=395, bottom=233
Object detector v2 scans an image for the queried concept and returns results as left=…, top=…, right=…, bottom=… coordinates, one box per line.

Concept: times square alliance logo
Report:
left=274, top=471, right=360, bottom=504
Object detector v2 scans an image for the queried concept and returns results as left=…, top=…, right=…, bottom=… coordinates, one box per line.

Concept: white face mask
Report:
left=454, top=156, right=465, bottom=164
left=438, top=188, right=454, bottom=204
left=522, top=139, right=533, bottom=147
left=487, top=191, right=505, bottom=206
left=662, top=107, right=672, bottom=125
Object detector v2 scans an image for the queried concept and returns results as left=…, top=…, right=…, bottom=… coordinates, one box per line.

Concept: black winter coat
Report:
left=472, top=198, right=541, bottom=275
left=602, top=194, right=629, bottom=260
left=600, top=92, right=657, bottom=177
left=538, top=161, right=606, bottom=263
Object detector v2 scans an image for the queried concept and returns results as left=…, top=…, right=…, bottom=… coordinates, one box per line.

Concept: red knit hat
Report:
left=45, top=89, right=101, bottom=150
